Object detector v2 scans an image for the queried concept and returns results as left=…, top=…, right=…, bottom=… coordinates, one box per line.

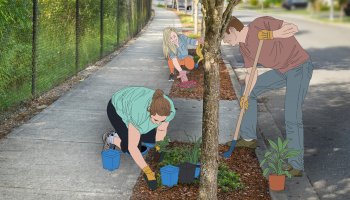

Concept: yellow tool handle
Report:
left=196, top=44, right=204, bottom=64
left=233, top=40, right=264, bottom=140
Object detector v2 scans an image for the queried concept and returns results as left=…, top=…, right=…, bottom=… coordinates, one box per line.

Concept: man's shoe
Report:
left=168, top=73, right=175, bottom=81
left=283, top=163, right=303, bottom=177
left=225, top=138, right=257, bottom=149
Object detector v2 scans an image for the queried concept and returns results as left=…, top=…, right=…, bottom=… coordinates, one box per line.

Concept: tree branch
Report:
left=220, top=0, right=240, bottom=38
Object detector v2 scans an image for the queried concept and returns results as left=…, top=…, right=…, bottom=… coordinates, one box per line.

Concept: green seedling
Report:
left=218, top=163, right=244, bottom=192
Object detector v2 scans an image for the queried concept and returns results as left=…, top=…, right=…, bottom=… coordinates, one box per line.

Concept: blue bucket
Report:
left=160, top=165, right=179, bottom=187
left=101, top=145, right=121, bottom=171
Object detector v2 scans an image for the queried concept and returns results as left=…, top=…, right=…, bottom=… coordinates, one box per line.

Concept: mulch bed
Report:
left=130, top=142, right=270, bottom=200
left=169, top=52, right=237, bottom=100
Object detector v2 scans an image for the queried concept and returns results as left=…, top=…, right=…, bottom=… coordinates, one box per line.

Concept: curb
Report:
left=223, top=58, right=320, bottom=200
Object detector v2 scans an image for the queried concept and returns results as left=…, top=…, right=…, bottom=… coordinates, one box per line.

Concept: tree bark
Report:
left=198, top=0, right=239, bottom=199
left=198, top=1, right=223, bottom=199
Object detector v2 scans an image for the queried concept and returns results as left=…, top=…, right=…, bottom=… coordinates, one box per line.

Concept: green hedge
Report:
left=0, top=0, right=151, bottom=111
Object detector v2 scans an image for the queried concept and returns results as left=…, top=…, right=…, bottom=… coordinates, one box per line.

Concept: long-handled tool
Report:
left=222, top=39, right=264, bottom=158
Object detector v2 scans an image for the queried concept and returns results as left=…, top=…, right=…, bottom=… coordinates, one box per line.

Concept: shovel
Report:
left=222, top=39, right=264, bottom=158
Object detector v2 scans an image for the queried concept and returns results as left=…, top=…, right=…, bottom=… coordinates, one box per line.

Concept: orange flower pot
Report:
left=269, top=174, right=286, bottom=191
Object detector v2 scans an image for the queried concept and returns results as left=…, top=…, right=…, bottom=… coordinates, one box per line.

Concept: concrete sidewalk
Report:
left=0, top=7, right=182, bottom=200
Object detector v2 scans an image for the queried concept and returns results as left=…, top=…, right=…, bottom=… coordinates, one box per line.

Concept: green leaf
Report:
left=285, top=150, right=301, bottom=159
left=277, top=137, right=283, bottom=152
left=268, top=163, right=277, bottom=173
left=285, top=171, right=292, bottom=178
left=263, top=168, right=270, bottom=176
left=277, top=161, right=283, bottom=175
left=268, top=139, right=278, bottom=151
left=260, top=159, right=266, bottom=167
left=264, top=151, right=272, bottom=158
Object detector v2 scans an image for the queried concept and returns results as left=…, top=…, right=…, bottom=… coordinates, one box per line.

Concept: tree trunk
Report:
left=340, top=4, right=346, bottom=20
left=329, top=0, right=334, bottom=21
left=191, top=0, right=194, bottom=17
left=176, top=0, right=179, bottom=11
left=198, top=1, right=222, bottom=200
left=198, top=0, right=239, bottom=199
left=194, top=0, right=198, bottom=34
left=201, top=5, right=206, bottom=36
left=185, top=0, right=188, bottom=14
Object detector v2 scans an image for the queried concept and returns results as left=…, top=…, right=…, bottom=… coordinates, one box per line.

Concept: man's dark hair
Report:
left=225, top=16, right=244, bottom=34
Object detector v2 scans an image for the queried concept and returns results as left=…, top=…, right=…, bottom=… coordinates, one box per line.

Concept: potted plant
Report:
left=160, top=164, right=179, bottom=187
left=189, top=137, right=201, bottom=178
left=154, top=136, right=170, bottom=162
left=260, top=137, right=301, bottom=191
left=178, top=137, right=202, bottom=183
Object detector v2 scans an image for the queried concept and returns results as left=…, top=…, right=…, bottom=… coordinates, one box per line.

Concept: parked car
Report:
left=178, top=0, right=193, bottom=11
left=164, top=0, right=193, bottom=10
left=345, top=0, right=350, bottom=16
left=282, top=0, right=308, bottom=10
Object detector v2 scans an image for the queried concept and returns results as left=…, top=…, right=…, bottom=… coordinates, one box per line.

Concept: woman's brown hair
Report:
left=225, top=16, right=244, bottom=34
left=149, top=89, right=171, bottom=116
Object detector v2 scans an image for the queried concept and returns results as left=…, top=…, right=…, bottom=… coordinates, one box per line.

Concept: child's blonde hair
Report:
left=163, top=27, right=179, bottom=59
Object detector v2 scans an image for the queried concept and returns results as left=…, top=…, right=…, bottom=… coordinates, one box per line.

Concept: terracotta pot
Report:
left=269, top=174, right=286, bottom=191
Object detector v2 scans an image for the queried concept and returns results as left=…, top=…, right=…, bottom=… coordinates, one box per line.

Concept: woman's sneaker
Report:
left=168, top=73, right=175, bottom=81
left=102, top=131, right=116, bottom=150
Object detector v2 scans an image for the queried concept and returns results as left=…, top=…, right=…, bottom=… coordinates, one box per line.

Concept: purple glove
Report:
left=177, top=71, right=188, bottom=82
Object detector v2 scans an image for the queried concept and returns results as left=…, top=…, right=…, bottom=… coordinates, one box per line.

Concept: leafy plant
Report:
left=260, top=137, right=301, bottom=178
left=155, top=135, right=170, bottom=153
left=185, top=136, right=202, bottom=164
left=218, top=163, right=243, bottom=192
left=159, top=146, right=188, bottom=167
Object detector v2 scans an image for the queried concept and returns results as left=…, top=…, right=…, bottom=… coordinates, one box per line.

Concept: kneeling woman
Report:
left=103, top=87, right=176, bottom=190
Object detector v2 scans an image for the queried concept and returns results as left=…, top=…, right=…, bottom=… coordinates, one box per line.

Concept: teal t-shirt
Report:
left=111, top=87, right=176, bottom=134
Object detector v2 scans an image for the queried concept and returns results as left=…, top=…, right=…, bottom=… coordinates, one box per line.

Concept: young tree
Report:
left=194, top=0, right=199, bottom=34
left=198, top=0, right=240, bottom=199
left=338, top=0, right=348, bottom=20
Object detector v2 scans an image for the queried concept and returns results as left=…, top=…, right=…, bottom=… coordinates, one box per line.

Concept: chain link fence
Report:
left=0, top=0, right=152, bottom=111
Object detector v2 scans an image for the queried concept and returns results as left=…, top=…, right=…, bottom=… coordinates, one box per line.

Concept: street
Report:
left=222, top=9, right=350, bottom=200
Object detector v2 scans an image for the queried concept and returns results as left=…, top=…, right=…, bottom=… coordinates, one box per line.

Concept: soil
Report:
left=130, top=142, right=270, bottom=200
left=169, top=54, right=237, bottom=101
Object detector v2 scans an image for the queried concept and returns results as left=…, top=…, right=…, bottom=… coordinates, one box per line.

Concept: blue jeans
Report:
left=240, top=60, right=313, bottom=170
